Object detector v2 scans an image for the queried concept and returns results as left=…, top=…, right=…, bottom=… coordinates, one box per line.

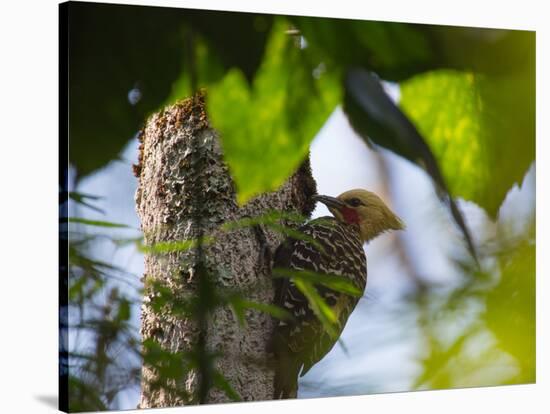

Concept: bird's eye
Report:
left=347, top=198, right=362, bottom=207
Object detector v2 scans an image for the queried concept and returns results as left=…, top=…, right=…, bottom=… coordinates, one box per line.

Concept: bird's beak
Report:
left=312, top=194, right=346, bottom=210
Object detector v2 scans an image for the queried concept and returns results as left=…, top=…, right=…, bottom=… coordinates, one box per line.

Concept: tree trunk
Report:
left=135, top=94, right=316, bottom=407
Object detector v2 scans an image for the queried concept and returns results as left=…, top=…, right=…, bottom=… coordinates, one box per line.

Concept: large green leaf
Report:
left=207, top=19, right=340, bottom=204
left=292, top=17, right=436, bottom=81
left=399, top=68, right=534, bottom=217
left=293, top=18, right=533, bottom=82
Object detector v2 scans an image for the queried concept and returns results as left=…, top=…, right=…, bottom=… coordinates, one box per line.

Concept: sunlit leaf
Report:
left=400, top=68, right=534, bottom=217
left=207, top=18, right=340, bottom=204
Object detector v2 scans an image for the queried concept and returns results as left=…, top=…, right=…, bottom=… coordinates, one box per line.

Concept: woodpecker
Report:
left=271, top=189, right=404, bottom=399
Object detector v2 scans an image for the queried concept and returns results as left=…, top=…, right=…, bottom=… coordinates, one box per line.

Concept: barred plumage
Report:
left=271, top=189, right=404, bottom=399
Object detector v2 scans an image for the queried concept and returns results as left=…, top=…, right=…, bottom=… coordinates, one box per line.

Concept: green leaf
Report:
left=273, top=268, right=362, bottom=297
left=67, top=217, right=130, bottom=228
left=68, top=376, right=108, bottom=411
left=68, top=191, right=105, bottom=214
left=484, top=240, right=535, bottom=383
left=227, top=296, right=292, bottom=326
left=207, top=18, right=340, bottom=204
left=68, top=274, right=87, bottom=301
left=264, top=223, right=326, bottom=254
left=138, top=236, right=214, bottom=254
left=293, top=279, right=338, bottom=338
left=164, top=34, right=226, bottom=105
left=399, top=68, right=535, bottom=217
left=241, top=300, right=292, bottom=321
left=220, top=211, right=325, bottom=252
left=294, top=18, right=533, bottom=82
left=212, top=370, right=242, bottom=402
left=68, top=191, right=101, bottom=201
left=117, top=299, right=131, bottom=321
left=142, top=338, right=191, bottom=381
left=144, top=279, right=194, bottom=317
left=112, top=236, right=144, bottom=247
left=293, top=17, right=436, bottom=81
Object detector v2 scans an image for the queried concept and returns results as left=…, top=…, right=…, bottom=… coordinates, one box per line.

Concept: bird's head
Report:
left=313, top=189, right=404, bottom=243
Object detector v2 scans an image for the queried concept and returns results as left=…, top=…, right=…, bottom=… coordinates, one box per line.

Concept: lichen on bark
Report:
left=135, top=93, right=316, bottom=407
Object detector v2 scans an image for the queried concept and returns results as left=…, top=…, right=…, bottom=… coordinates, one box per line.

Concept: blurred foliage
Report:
left=65, top=192, right=330, bottom=408
left=141, top=337, right=242, bottom=403
left=415, top=221, right=535, bottom=389
left=485, top=234, right=535, bottom=383
left=64, top=195, right=142, bottom=411
left=137, top=212, right=358, bottom=403
left=164, top=35, right=225, bottom=105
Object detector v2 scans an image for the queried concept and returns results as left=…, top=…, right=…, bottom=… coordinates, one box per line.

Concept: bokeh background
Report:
left=61, top=2, right=535, bottom=411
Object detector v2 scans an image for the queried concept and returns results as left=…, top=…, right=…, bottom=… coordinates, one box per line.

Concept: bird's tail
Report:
left=273, top=351, right=300, bottom=399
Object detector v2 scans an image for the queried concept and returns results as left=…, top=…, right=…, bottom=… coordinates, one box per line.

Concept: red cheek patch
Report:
left=341, top=207, right=360, bottom=225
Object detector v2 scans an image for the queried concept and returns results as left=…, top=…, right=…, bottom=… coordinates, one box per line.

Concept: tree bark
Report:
left=135, top=94, right=316, bottom=407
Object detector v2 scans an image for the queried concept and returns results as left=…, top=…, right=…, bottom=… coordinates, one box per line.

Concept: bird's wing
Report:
left=271, top=217, right=367, bottom=397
